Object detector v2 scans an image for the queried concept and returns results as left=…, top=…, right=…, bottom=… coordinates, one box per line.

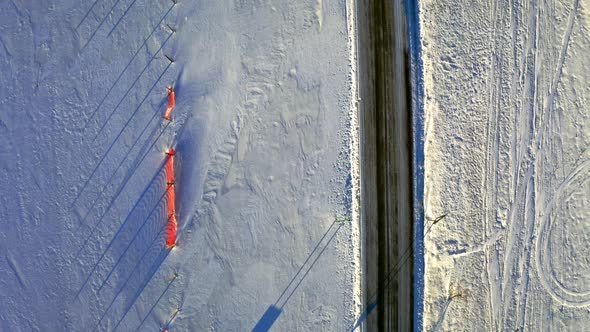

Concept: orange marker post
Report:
left=165, top=149, right=177, bottom=249
left=164, top=86, right=176, bottom=121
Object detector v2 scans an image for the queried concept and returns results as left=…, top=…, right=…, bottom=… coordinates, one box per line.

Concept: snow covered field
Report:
left=418, top=0, right=590, bottom=330
left=0, top=0, right=361, bottom=330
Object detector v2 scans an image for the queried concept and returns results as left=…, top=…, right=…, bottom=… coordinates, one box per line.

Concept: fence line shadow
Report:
left=84, top=3, right=175, bottom=130
left=71, top=58, right=172, bottom=218
left=98, top=186, right=172, bottom=291
left=107, top=0, right=139, bottom=38
left=95, top=231, right=170, bottom=331
left=134, top=273, right=177, bottom=332
left=75, top=0, right=101, bottom=31
left=75, top=159, right=167, bottom=299
left=112, top=248, right=171, bottom=331
left=80, top=0, right=124, bottom=52
left=74, top=156, right=166, bottom=257
left=83, top=99, right=167, bottom=235
left=78, top=119, right=171, bottom=260
left=92, top=32, right=173, bottom=141
left=125, top=120, right=171, bottom=188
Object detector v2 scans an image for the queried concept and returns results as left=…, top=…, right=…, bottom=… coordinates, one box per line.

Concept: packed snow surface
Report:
left=418, top=0, right=590, bottom=330
left=0, top=0, right=361, bottom=330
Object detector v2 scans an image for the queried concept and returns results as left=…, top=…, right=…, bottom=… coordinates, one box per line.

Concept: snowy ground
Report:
left=418, top=0, right=590, bottom=330
left=0, top=0, right=361, bottom=330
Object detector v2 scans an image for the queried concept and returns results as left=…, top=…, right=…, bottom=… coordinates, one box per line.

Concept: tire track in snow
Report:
left=534, top=159, right=590, bottom=306
left=421, top=0, right=588, bottom=328
left=501, top=0, right=542, bottom=325
left=508, top=0, right=580, bottom=327
left=480, top=0, right=562, bottom=327
left=531, top=0, right=579, bottom=196
left=482, top=0, right=505, bottom=328
left=545, top=0, right=579, bottom=117
left=508, top=0, right=544, bottom=327
left=523, top=0, right=581, bottom=315
left=5, top=253, right=27, bottom=290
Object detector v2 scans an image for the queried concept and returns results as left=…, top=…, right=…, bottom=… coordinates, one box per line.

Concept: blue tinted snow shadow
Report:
left=252, top=306, right=282, bottom=332
left=405, top=0, right=425, bottom=330
left=111, top=248, right=171, bottom=330
left=351, top=301, right=377, bottom=331
left=75, top=159, right=167, bottom=298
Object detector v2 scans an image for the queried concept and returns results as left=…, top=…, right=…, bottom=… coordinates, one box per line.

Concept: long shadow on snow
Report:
left=96, top=241, right=171, bottom=331
left=84, top=4, right=176, bottom=130
left=121, top=105, right=206, bottom=332
left=350, top=217, right=444, bottom=331
left=81, top=98, right=170, bottom=241
left=253, top=221, right=342, bottom=332
left=72, top=59, right=172, bottom=223
left=92, top=32, right=174, bottom=141
left=94, top=99, right=167, bottom=197
left=81, top=118, right=172, bottom=253
left=74, top=116, right=170, bottom=262
left=97, top=184, right=173, bottom=292
left=106, top=0, right=141, bottom=38
left=134, top=272, right=177, bottom=332
left=75, top=0, right=101, bottom=31
left=80, top=0, right=124, bottom=52
left=112, top=248, right=171, bottom=331
left=75, top=158, right=167, bottom=298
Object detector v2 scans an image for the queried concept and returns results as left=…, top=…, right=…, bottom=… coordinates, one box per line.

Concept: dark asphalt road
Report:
left=357, top=0, right=413, bottom=330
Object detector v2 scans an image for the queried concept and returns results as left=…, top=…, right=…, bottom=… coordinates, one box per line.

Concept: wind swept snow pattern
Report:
left=420, top=0, right=590, bottom=330
left=0, top=0, right=360, bottom=330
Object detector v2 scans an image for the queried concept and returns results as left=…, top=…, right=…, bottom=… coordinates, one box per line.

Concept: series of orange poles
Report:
left=165, top=87, right=176, bottom=249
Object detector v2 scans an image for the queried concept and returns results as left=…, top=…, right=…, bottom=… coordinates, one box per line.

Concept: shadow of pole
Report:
left=75, top=0, right=101, bottom=31
left=432, top=297, right=453, bottom=332
left=252, top=221, right=343, bottom=332
left=84, top=3, right=176, bottom=130
left=71, top=58, right=172, bottom=216
left=98, top=187, right=173, bottom=292
left=106, top=0, right=138, bottom=38
left=81, top=0, right=124, bottom=52
left=93, top=32, right=174, bottom=141
left=350, top=217, right=444, bottom=331
left=124, top=120, right=171, bottom=190
left=86, top=120, right=171, bottom=246
left=94, top=225, right=169, bottom=331
left=87, top=98, right=168, bottom=224
left=82, top=108, right=162, bottom=237
left=350, top=247, right=412, bottom=331
left=274, top=221, right=336, bottom=306
left=74, top=160, right=167, bottom=299
left=105, top=214, right=171, bottom=297
left=252, top=305, right=282, bottom=332
left=134, top=274, right=177, bottom=332
left=278, top=223, right=342, bottom=308
left=74, top=158, right=166, bottom=258
left=111, top=248, right=171, bottom=331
